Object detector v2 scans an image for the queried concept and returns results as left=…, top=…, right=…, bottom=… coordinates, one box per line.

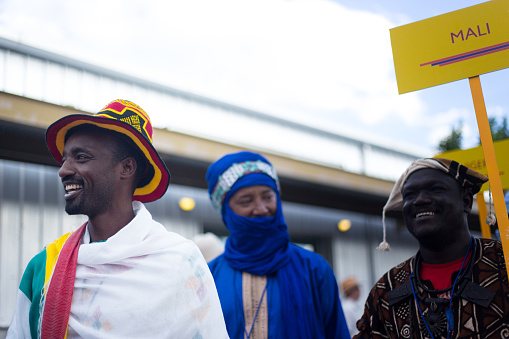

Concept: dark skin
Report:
left=59, top=130, right=138, bottom=243
left=401, top=168, right=473, bottom=264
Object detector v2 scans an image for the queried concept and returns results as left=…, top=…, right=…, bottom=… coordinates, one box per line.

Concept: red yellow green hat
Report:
left=45, top=99, right=170, bottom=202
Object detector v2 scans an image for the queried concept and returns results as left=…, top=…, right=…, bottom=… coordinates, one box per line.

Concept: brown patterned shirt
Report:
left=354, top=238, right=509, bottom=339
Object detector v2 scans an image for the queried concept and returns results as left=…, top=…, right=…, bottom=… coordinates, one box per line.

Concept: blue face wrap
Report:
left=222, top=174, right=290, bottom=275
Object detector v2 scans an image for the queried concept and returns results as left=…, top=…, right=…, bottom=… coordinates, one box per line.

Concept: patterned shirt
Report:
left=354, top=238, right=509, bottom=339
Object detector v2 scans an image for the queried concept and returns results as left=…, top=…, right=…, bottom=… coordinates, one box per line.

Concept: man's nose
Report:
left=58, top=159, right=75, bottom=179
left=252, top=199, right=269, bottom=216
left=413, top=191, right=431, bottom=205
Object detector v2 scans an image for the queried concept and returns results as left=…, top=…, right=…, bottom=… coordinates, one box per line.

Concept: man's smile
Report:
left=415, top=211, right=435, bottom=219
left=64, top=183, right=83, bottom=199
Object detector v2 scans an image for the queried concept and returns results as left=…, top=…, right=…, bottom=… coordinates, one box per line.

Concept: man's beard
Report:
left=64, top=187, right=113, bottom=217
left=65, top=194, right=86, bottom=215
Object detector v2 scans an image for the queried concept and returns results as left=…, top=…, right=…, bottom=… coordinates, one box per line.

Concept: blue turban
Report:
left=206, top=151, right=281, bottom=212
left=206, top=151, right=314, bottom=337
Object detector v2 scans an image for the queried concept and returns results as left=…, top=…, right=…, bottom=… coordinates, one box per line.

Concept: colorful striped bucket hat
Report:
left=45, top=99, right=170, bottom=202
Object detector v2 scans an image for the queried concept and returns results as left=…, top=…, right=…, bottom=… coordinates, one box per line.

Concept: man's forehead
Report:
left=64, top=133, right=93, bottom=148
left=65, top=128, right=114, bottom=145
left=233, top=184, right=274, bottom=196
left=63, top=130, right=115, bottom=154
left=403, top=168, right=455, bottom=187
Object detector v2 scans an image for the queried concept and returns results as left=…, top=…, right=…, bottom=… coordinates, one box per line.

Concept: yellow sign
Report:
left=390, top=0, right=509, bottom=94
left=436, top=138, right=509, bottom=191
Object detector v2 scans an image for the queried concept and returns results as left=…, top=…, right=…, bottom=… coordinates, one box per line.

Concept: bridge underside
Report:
left=0, top=92, right=483, bottom=231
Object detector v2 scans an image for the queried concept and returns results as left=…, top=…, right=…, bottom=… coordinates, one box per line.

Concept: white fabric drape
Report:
left=66, top=201, right=228, bottom=338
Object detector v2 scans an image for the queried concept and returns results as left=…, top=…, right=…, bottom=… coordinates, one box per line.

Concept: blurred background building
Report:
left=0, top=37, right=483, bottom=333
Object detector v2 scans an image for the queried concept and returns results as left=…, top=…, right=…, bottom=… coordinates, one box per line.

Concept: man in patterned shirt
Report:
left=355, top=158, right=509, bottom=339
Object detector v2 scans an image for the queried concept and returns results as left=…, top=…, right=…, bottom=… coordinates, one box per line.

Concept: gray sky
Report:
left=0, top=0, right=505, bottom=156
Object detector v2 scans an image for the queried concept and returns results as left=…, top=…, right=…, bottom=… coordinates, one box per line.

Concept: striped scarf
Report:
left=40, top=223, right=86, bottom=339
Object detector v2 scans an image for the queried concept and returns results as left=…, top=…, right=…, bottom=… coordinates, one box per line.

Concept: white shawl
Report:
left=67, top=201, right=228, bottom=338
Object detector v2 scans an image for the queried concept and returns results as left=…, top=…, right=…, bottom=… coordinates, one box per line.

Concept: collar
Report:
left=413, top=238, right=477, bottom=295
left=388, top=238, right=495, bottom=308
left=82, top=201, right=143, bottom=244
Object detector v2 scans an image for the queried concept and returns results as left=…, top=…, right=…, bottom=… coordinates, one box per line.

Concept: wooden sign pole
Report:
left=469, top=75, right=509, bottom=268
left=476, top=193, right=491, bottom=239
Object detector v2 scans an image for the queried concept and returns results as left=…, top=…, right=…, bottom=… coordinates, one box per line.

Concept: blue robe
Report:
left=209, top=244, right=350, bottom=338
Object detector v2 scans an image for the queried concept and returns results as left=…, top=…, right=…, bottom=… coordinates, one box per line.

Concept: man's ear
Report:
left=120, top=157, right=137, bottom=180
left=463, top=189, right=474, bottom=214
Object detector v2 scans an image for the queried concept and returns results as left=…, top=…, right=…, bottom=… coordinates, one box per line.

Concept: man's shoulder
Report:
left=208, top=254, right=228, bottom=273
left=384, top=256, right=413, bottom=276
left=288, top=244, right=343, bottom=287
left=19, top=248, right=47, bottom=300
left=142, top=214, right=198, bottom=250
left=371, top=256, right=414, bottom=293
left=24, top=248, right=47, bottom=275
left=289, top=244, right=334, bottom=270
left=290, top=243, right=326, bottom=261
left=155, top=231, right=209, bottom=267
left=475, top=237, right=506, bottom=271
left=476, top=237, right=504, bottom=260
left=24, top=231, right=73, bottom=270
left=478, top=237, right=501, bottom=248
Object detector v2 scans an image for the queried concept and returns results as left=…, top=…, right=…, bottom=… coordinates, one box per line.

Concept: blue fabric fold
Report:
left=221, top=173, right=290, bottom=275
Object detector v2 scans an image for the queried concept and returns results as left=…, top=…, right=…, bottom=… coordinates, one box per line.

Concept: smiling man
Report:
left=354, top=158, right=509, bottom=339
left=7, top=99, right=228, bottom=339
left=205, top=151, right=350, bottom=339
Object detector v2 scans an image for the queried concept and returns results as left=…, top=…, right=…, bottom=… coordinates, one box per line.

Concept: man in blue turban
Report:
left=206, top=151, right=350, bottom=338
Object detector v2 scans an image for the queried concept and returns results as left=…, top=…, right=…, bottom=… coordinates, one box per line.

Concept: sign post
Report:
left=390, top=0, right=509, bottom=269
left=436, top=136, right=509, bottom=239
left=476, top=193, right=491, bottom=239
left=469, top=76, right=509, bottom=246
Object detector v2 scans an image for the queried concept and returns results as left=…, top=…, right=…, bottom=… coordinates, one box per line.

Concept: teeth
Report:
left=65, top=184, right=83, bottom=192
left=416, top=212, right=434, bottom=218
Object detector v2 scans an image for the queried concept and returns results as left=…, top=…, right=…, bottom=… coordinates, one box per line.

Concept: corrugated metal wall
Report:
left=0, top=160, right=85, bottom=325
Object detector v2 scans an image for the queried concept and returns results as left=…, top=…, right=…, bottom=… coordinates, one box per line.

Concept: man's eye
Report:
left=403, top=192, right=416, bottom=199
